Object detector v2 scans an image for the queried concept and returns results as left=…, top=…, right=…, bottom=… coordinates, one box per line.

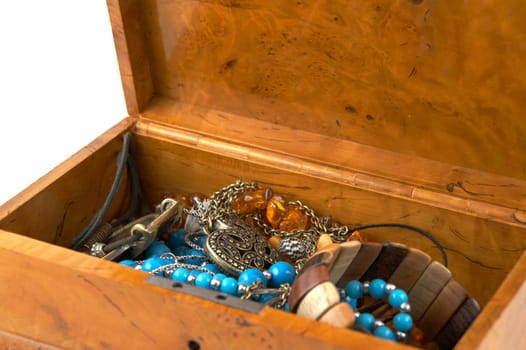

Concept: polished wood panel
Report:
left=456, top=251, right=526, bottom=350
left=0, top=231, right=410, bottom=350
left=118, top=0, right=526, bottom=181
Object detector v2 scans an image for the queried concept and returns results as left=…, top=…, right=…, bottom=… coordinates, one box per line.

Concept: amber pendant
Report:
left=204, top=219, right=279, bottom=276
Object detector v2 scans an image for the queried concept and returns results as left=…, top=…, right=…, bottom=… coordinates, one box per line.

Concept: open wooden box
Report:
left=1, top=0, right=526, bottom=349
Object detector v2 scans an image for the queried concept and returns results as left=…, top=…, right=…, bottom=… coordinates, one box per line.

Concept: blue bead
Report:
left=141, top=257, right=165, bottom=274
left=374, top=326, right=397, bottom=341
left=202, top=263, right=221, bottom=274
left=184, top=249, right=206, bottom=265
left=238, top=268, right=267, bottom=288
left=212, top=273, right=227, bottom=282
left=369, top=279, right=387, bottom=299
left=283, top=303, right=289, bottom=312
left=195, top=272, right=214, bottom=289
left=172, top=246, right=189, bottom=257
left=356, top=313, right=375, bottom=332
left=393, top=312, right=413, bottom=332
left=188, top=269, right=201, bottom=278
left=268, top=261, right=296, bottom=288
left=345, top=280, right=363, bottom=299
left=165, top=229, right=188, bottom=249
left=345, top=296, right=358, bottom=310
left=144, top=240, right=171, bottom=258
left=119, top=259, right=137, bottom=268
left=171, top=267, right=190, bottom=282
left=219, top=277, right=239, bottom=296
left=388, top=289, right=409, bottom=309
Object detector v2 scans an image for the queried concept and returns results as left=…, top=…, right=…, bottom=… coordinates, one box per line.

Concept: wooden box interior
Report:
left=1, top=0, right=526, bottom=349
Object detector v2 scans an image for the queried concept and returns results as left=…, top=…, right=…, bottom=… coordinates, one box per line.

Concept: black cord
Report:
left=349, top=223, right=448, bottom=268
left=69, top=132, right=132, bottom=250
left=111, top=142, right=144, bottom=227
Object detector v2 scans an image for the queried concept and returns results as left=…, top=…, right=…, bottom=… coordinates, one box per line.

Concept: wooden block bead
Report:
left=300, top=247, right=339, bottom=272
left=388, top=248, right=432, bottom=292
left=408, top=261, right=452, bottom=321
left=418, top=279, right=468, bottom=343
left=318, top=302, right=356, bottom=329
left=296, top=281, right=341, bottom=320
left=328, top=241, right=361, bottom=284
left=360, top=242, right=409, bottom=282
left=289, top=264, right=330, bottom=312
left=433, top=298, right=481, bottom=350
left=316, top=233, right=333, bottom=250
left=335, top=242, right=382, bottom=288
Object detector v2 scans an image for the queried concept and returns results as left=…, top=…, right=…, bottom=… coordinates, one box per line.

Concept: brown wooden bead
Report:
left=296, top=281, right=341, bottom=320
left=316, top=233, right=333, bottom=250
left=335, top=242, right=382, bottom=288
left=418, top=279, right=468, bottom=343
left=388, top=248, right=432, bottom=292
left=408, top=261, right=452, bottom=321
left=328, top=241, right=361, bottom=284
left=300, top=247, right=339, bottom=272
left=318, top=302, right=356, bottom=329
left=433, top=298, right=481, bottom=350
left=361, top=242, right=409, bottom=282
left=289, top=264, right=330, bottom=313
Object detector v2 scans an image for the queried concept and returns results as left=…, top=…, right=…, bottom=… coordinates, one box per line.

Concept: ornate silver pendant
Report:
left=204, top=218, right=279, bottom=276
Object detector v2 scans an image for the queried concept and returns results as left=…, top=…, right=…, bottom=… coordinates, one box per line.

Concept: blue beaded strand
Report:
left=343, top=278, right=413, bottom=343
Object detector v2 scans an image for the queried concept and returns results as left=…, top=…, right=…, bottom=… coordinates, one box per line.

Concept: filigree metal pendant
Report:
left=204, top=223, right=279, bottom=276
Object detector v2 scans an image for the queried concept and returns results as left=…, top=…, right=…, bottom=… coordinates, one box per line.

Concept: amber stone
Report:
left=265, top=195, right=287, bottom=228
left=232, top=188, right=271, bottom=214
left=279, top=206, right=310, bottom=232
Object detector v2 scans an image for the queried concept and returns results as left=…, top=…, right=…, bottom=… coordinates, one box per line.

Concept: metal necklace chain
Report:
left=201, top=180, right=351, bottom=258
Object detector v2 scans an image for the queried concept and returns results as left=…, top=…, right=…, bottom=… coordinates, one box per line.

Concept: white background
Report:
left=0, top=2, right=127, bottom=205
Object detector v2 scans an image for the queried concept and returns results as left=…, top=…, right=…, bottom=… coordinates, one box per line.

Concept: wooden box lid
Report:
left=108, top=0, right=526, bottom=219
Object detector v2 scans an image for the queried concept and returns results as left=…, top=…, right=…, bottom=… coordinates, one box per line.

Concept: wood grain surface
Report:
left=112, top=0, right=526, bottom=182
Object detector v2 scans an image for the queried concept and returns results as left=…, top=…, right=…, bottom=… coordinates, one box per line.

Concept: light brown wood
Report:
left=456, top=251, right=526, bottom=350
left=1, top=0, right=526, bottom=348
left=296, top=281, right=341, bottom=320
left=119, top=0, right=526, bottom=182
left=318, top=302, right=356, bottom=329
left=0, top=118, right=135, bottom=246
left=0, top=231, right=410, bottom=350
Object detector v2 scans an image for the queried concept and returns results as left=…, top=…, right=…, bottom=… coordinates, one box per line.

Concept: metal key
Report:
left=90, top=198, right=183, bottom=261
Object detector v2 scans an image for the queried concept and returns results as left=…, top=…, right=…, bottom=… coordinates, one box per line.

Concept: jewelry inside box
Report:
left=68, top=132, right=480, bottom=349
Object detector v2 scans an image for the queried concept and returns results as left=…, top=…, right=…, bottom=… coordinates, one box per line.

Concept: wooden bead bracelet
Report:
left=289, top=241, right=481, bottom=348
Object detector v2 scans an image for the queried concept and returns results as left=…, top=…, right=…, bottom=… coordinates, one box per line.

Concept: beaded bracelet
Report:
left=344, top=278, right=413, bottom=342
